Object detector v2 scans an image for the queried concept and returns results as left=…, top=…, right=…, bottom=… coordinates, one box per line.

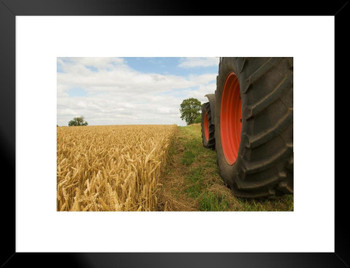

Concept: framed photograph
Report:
left=1, top=0, right=343, bottom=267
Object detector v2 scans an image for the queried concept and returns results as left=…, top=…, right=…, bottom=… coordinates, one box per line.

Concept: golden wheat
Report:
left=57, top=125, right=176, bottom=211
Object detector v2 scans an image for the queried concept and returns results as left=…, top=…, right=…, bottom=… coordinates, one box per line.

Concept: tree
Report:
left=194, top=113, right=201, bottom=124
left=180, top=98, right=201, bottom=125
left=68, top=116, right=88, bottom=126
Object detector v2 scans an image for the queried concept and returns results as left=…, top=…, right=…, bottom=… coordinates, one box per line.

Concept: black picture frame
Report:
left=0, top=1, right=345, bottom=267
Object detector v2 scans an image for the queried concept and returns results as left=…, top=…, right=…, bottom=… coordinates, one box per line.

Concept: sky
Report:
left=57, top=57, right=219, bottom=126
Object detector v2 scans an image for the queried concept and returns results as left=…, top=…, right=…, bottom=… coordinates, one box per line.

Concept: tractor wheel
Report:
left=201, top=102, right=215, bottom=150
left=215, top=57, right=293, bottom=198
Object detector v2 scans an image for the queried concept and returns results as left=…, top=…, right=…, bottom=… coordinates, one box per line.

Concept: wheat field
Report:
left=57, top=125, right=177, bottom=211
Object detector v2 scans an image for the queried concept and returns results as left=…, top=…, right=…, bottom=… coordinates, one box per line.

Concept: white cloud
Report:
left=57, top=57, right=218, bottom=126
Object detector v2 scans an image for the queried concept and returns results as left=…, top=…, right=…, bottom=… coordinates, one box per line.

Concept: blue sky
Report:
left=57, top=57, right=219, bottom=126
left=124, top=57, right=218, bottom=77
left=67, top=87, right=87, bottom=97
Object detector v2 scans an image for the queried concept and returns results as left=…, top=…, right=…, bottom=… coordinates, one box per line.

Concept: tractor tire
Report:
left=215, top=57, right=293, bottom=198
left=201, top=102, right=215, bottom=150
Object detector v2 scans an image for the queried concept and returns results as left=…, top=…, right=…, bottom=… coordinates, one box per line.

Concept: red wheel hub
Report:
left=220, top=72, right=242, bottom=165
left=204, top=112, right=209, bottom=141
